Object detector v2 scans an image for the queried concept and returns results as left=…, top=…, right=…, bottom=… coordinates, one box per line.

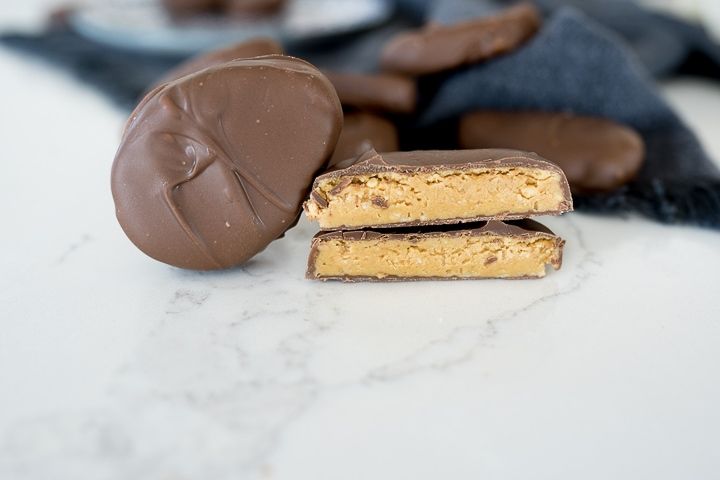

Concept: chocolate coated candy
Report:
left=323, top=71, right=416, bottom=114
left=112, top=55, right=342, bottom=270
left=307, top=220, right=565, bottom=281
left=329, top=112, right=399, bottom=167
left=459, top=111, right=646, bottom=192
left=156, top=38, right=284, bottom=86
left=305, top=148, right=572, bottom=230
left=380, top=2, right=541, bottom=75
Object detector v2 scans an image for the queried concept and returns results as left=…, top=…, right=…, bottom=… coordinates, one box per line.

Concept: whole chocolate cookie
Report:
left=380, top=2, right=541, bottom=76
left=112, top=55, right=342, bottom=270
left=459, top=111, right=645, bottom=192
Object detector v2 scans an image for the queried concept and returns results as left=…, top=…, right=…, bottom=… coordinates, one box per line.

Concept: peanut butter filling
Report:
left=310, top=235, right=563, bottom=279
left=305, top=167, right=568, bottom=229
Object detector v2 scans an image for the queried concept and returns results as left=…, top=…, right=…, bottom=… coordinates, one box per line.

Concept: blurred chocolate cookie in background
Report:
left=459, top=111, right=645, bottom=193
left=330, top=112, right=399, bottom=166
left=323, top=71, right=416, bottom=114
left=381, top=2, right=541, bottom=75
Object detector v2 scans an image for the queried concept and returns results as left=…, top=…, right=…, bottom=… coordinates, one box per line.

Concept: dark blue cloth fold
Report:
left=404, top=0, right=720, bottom=77
left=2, top=0, right=720, bottom=227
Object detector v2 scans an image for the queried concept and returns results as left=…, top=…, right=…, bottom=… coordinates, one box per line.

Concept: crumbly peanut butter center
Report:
left=306, top=168, right=566, bottom=228
left=311, top=235, right=561, bottom=279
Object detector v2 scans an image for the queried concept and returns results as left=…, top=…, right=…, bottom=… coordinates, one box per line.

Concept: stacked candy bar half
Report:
left=304, top=149, right=573, bottom=281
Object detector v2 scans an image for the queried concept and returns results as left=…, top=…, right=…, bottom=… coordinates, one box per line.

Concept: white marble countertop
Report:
left=2, top=4, right=720, bottom=479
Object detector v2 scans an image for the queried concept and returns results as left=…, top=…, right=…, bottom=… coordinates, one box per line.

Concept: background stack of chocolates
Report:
left=110, top=2, right=649, bottom=281
left=325, top=2, right=645, bottom=196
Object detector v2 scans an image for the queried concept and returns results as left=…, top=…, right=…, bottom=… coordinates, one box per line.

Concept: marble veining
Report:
left=0, top=214, right=638, bottom=480
left=364, top=217, right=602, bottom=382
left=54, top=234, right=93, bottom=265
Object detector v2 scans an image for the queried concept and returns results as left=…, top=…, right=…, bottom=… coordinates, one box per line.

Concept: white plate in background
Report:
left=69, top=0, right=392, bottom=55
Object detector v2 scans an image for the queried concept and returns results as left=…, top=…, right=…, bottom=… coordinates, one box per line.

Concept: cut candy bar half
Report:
left=304, top=149, right=573, bottom=230
left=307, top=220, right=565, bottom=281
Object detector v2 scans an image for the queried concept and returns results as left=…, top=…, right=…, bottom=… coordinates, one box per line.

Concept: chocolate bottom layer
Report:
left=307, top=220, right=565, bottom=282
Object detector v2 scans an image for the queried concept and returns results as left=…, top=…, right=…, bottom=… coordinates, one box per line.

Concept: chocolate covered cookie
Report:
left=380, top=2, right=541, bottom=75
left=329, top=112, right=399, bottom=166
left=112, top=55, right=342, bottom=270
left=459, top=111, right=645, bottom=192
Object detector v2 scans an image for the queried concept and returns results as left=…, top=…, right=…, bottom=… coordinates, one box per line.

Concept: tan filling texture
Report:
left=311, top=235, right=562, bottom=279
left=306, top=168, right=567, bottom=229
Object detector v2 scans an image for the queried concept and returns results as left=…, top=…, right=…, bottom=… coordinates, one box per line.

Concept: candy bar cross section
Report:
left=305, top=149, right=573, bottom=230
left=307, top=220, right=565, bottom=281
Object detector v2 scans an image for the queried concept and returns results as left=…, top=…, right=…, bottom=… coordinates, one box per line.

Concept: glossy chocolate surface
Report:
left=325, top=148, right=570, bottom=181
left=112, top=55, right=342, bottom=270
left=459, top=110, right=646, bottom=192
left=380, top=2, right=541, bottom=75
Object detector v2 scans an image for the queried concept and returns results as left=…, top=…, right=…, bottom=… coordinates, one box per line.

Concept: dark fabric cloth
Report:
left=2, top=0, right=720, bottom=228
left=412, top=0, right=720, bottom=77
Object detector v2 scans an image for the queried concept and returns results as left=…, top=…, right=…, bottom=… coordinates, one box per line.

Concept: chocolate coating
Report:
left=329, top=112, right=399, bottom=166
left=459, top=111, right=646, bottom=192
left=323, top=71, right=416, bottom=114
left=156, top=38, right=284, bottom=87
left=313, top=218, right=556, bottom=241
left=380, top=2, right=541, bottom=75
left=327, top=148, right=569, bottom=181
left=112, top=55, right=342, bottom=270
